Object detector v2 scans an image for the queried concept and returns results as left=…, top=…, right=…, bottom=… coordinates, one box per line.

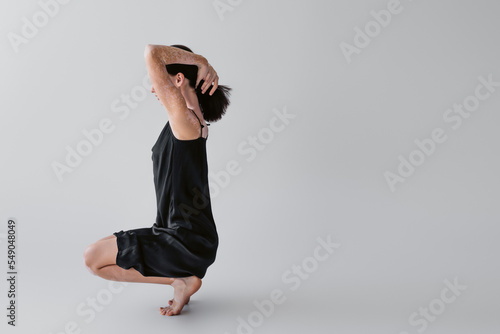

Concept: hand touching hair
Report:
left=166, top=44, right=232, bottom=123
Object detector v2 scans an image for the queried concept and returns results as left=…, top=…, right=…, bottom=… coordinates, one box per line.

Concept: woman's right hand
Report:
left=196, top=59, right=219, bottom=96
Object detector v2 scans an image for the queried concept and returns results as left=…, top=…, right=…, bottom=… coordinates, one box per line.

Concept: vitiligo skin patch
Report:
left=144, top=44, right=210, bottom=140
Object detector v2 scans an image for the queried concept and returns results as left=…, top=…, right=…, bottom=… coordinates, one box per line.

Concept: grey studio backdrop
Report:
left=1, top=0, right=499, bottom=333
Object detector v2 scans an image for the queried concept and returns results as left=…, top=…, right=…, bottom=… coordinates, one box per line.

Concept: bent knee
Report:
left=83, top=244, right=98, bottom=274
left=83, top=239, right=117, bottom=275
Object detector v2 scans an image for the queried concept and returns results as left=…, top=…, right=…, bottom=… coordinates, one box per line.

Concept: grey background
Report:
left=1, top=0, right=499, bottom=333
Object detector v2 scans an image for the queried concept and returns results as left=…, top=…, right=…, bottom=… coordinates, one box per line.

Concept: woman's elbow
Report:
left=144, top=44, right=157, bottom=58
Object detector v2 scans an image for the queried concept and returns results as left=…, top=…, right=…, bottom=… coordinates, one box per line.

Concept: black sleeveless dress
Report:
left=113, top=109, right=218, bottom=279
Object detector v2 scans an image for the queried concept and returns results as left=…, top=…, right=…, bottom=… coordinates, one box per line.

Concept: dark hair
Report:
left=165, top=44, right=231, bottom=123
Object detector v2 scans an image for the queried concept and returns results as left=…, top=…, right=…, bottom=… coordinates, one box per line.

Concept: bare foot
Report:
left=159, top=276, right=201, bottom=316
left=167, top=296, right=190, bottom=306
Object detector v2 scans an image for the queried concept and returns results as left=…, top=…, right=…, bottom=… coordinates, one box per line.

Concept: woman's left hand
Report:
left=197, top=62, right=219, bottom=96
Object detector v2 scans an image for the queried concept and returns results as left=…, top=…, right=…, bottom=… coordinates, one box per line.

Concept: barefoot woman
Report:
left=83, top=44, right=231, bottom=316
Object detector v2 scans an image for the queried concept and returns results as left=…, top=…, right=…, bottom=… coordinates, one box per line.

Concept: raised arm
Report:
left=144, top=44, right=207, bottom=80
left=144, top=44, right=208, bottom=122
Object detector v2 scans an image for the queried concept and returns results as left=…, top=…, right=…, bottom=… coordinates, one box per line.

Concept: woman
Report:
left=83, top=44, right=231, bottom=316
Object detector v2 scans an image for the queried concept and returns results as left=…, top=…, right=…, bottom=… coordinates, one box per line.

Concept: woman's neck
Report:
left=181, top=87, right=199, bottom=111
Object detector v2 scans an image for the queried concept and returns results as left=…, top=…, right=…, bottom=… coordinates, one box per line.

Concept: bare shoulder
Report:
left=169, top=107, right=207, bottom=140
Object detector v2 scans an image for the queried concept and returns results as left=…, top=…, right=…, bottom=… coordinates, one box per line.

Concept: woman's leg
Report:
left=83, top=235, right=174, bottom=284
left=96, top=234, right=116, bottom=242
left=83, top=235, right=201, bottom=315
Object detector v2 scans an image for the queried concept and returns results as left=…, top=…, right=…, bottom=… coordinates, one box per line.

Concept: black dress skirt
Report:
left=113, top=112, right=218, bottom=279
